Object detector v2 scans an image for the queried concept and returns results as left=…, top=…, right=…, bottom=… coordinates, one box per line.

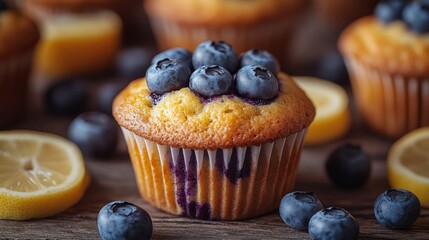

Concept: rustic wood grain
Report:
left=0, top=99, right=428, bottom=240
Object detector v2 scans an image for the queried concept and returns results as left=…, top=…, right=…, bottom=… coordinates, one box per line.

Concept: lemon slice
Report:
left=0, top=130, right=89, bottom=220
left=388, top=127, right=429, bottom=207
left=35, top=10, right=122, bottom=79
left=294, top=77, right=351, bottom=145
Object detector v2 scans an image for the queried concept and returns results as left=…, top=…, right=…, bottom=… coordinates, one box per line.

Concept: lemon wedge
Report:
left=388, top=127, right=429, bottom=207
left=294, top=77, right=351, bottom=145
left=0, top=130, right=89, bottom=220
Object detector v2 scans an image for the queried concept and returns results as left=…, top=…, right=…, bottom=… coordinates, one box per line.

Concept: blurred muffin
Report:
left=18, top=0, right=152, bottom=43
left=0, top=9, right=39, bottom=126
left=144, top=0, right=309, bottom=66
left=113, top=42, right=315, bottom=220
left=315, top=0, right=379, bottom=27
left=339, top=0, right=429, bottom=138
left=33, top=10, right=121, bottom=82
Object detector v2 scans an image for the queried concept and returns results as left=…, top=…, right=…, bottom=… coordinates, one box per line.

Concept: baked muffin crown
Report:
left=339, top=16, right=429, bottom=77
left=114, top=40, right=314, bottom=149
left=113, top=73, right=314, bottom=149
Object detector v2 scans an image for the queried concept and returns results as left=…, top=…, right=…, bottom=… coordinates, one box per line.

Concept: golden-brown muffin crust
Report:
left=339, top=16, right=429, bottom=77
left=0, top=11, right=39, bottom=59
left=113, top=73, right=315, bottom=149
left=144, top=0, right=308, bottom=26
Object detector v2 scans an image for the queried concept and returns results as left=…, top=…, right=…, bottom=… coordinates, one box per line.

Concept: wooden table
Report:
left=0, top=94, right=428, bottom=240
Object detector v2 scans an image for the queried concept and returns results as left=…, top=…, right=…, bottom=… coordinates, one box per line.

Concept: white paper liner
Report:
left=148, top=14, right=297, bottom=64
left=345, top=58, right=429, bottom=138
left=121, top=127, right=307, bottom=220
left=0, top=50, right=33, bottom=125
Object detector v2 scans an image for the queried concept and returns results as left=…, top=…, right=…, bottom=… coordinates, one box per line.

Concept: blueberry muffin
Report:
left=339, top=0, right=429, bottom=138
left=0, top=5, right=39, bottom=126
left=144, top=0, right=309, bottom=67
left=113, top=41, right=315, bottom=220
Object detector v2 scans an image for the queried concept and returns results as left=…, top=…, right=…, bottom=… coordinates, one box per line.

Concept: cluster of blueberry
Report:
left=146, top=41, right=280, bottom=102
left=375, top=0, right=429, bottom=33
left=279, top=192, right=359, bottom=239
left=279, top=189, right=420, bottom=239
left=43, top=46, right=160, bottom=159
left=44, top=79, right=120, bottom=159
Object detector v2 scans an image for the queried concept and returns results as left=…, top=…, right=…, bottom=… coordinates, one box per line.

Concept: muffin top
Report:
left=144, top=0, right=308, bottom=26
left=0, top=11, right=39, bottom=59
left=339, top=0, right=429, bottom=77
left=113, top=73, right=314, bottom=149
left=339, top=17, right=429, bottom=77
left=114, top=41, right=314, bottom=149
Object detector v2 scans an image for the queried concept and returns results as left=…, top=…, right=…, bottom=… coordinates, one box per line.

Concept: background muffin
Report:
left=113, top=42, right=315, bottom=220
left=0, top=9, right=39, bottom=126
left=339, top=0, right=429, bottom=138
left=314, top=0, right=378, bottom=28
left=144, top=0, right=309, bottom=68
left=33, top=10, right=122, bottom=81
left=17, top=0, right=152, bottom=84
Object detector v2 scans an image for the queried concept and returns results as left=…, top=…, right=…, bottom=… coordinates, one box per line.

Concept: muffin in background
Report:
left=143, top=0, right=309, bottom=67
left=314, top=0, right=378, bottom=28
left=0, top=9, right=39, bottom=126
left=18, top=0, right=152, bottom=44
left=113, top=42, right=315, bottom=220
left=339, top=0, right=429, bottom=138
left=33, top=10, right=122, bottom=83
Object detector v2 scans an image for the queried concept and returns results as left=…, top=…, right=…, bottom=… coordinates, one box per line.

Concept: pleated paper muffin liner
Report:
left=148, top=14, right=298, bottom=65
left=345, top=58, right=429, bottom=138
left=0, top=50, right=33, bottom=126
left=121, top=127, right=307, bottom=220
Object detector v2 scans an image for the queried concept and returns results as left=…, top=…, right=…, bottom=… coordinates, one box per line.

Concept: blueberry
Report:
left=0, top=0, right=7, bottom=12
left=375, top=0, right=407, bottom=24
left=97, top=201, right=152, bottom=240
left=146, top=58, right=191, bottom=94
left=96, top=81, right=126, bottom=116
left=152, top=48, right=193, bottom=71
left=192, top=41, right=238, bottom=73
left=116, top=47, right=155, bottom=81
left=68, top=112, right=118, bottom=159
left=403, top=0, right=429, bottom=33
left=235, top=65, right=278, bottom=100
left=309, top=207, right=359, bottom=240
left=45, top=78, right=87, bottom=116
left=326, top=144, right=371, bottom=189
left=279, top=191, right=324, bottom=230
left=239, top=49, right=280, bottom=74
left=374, top=189, right=420, bottom=229
left=189, top=65, right=233, bottom=98
left=315, top=50, right=349, bottom=86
